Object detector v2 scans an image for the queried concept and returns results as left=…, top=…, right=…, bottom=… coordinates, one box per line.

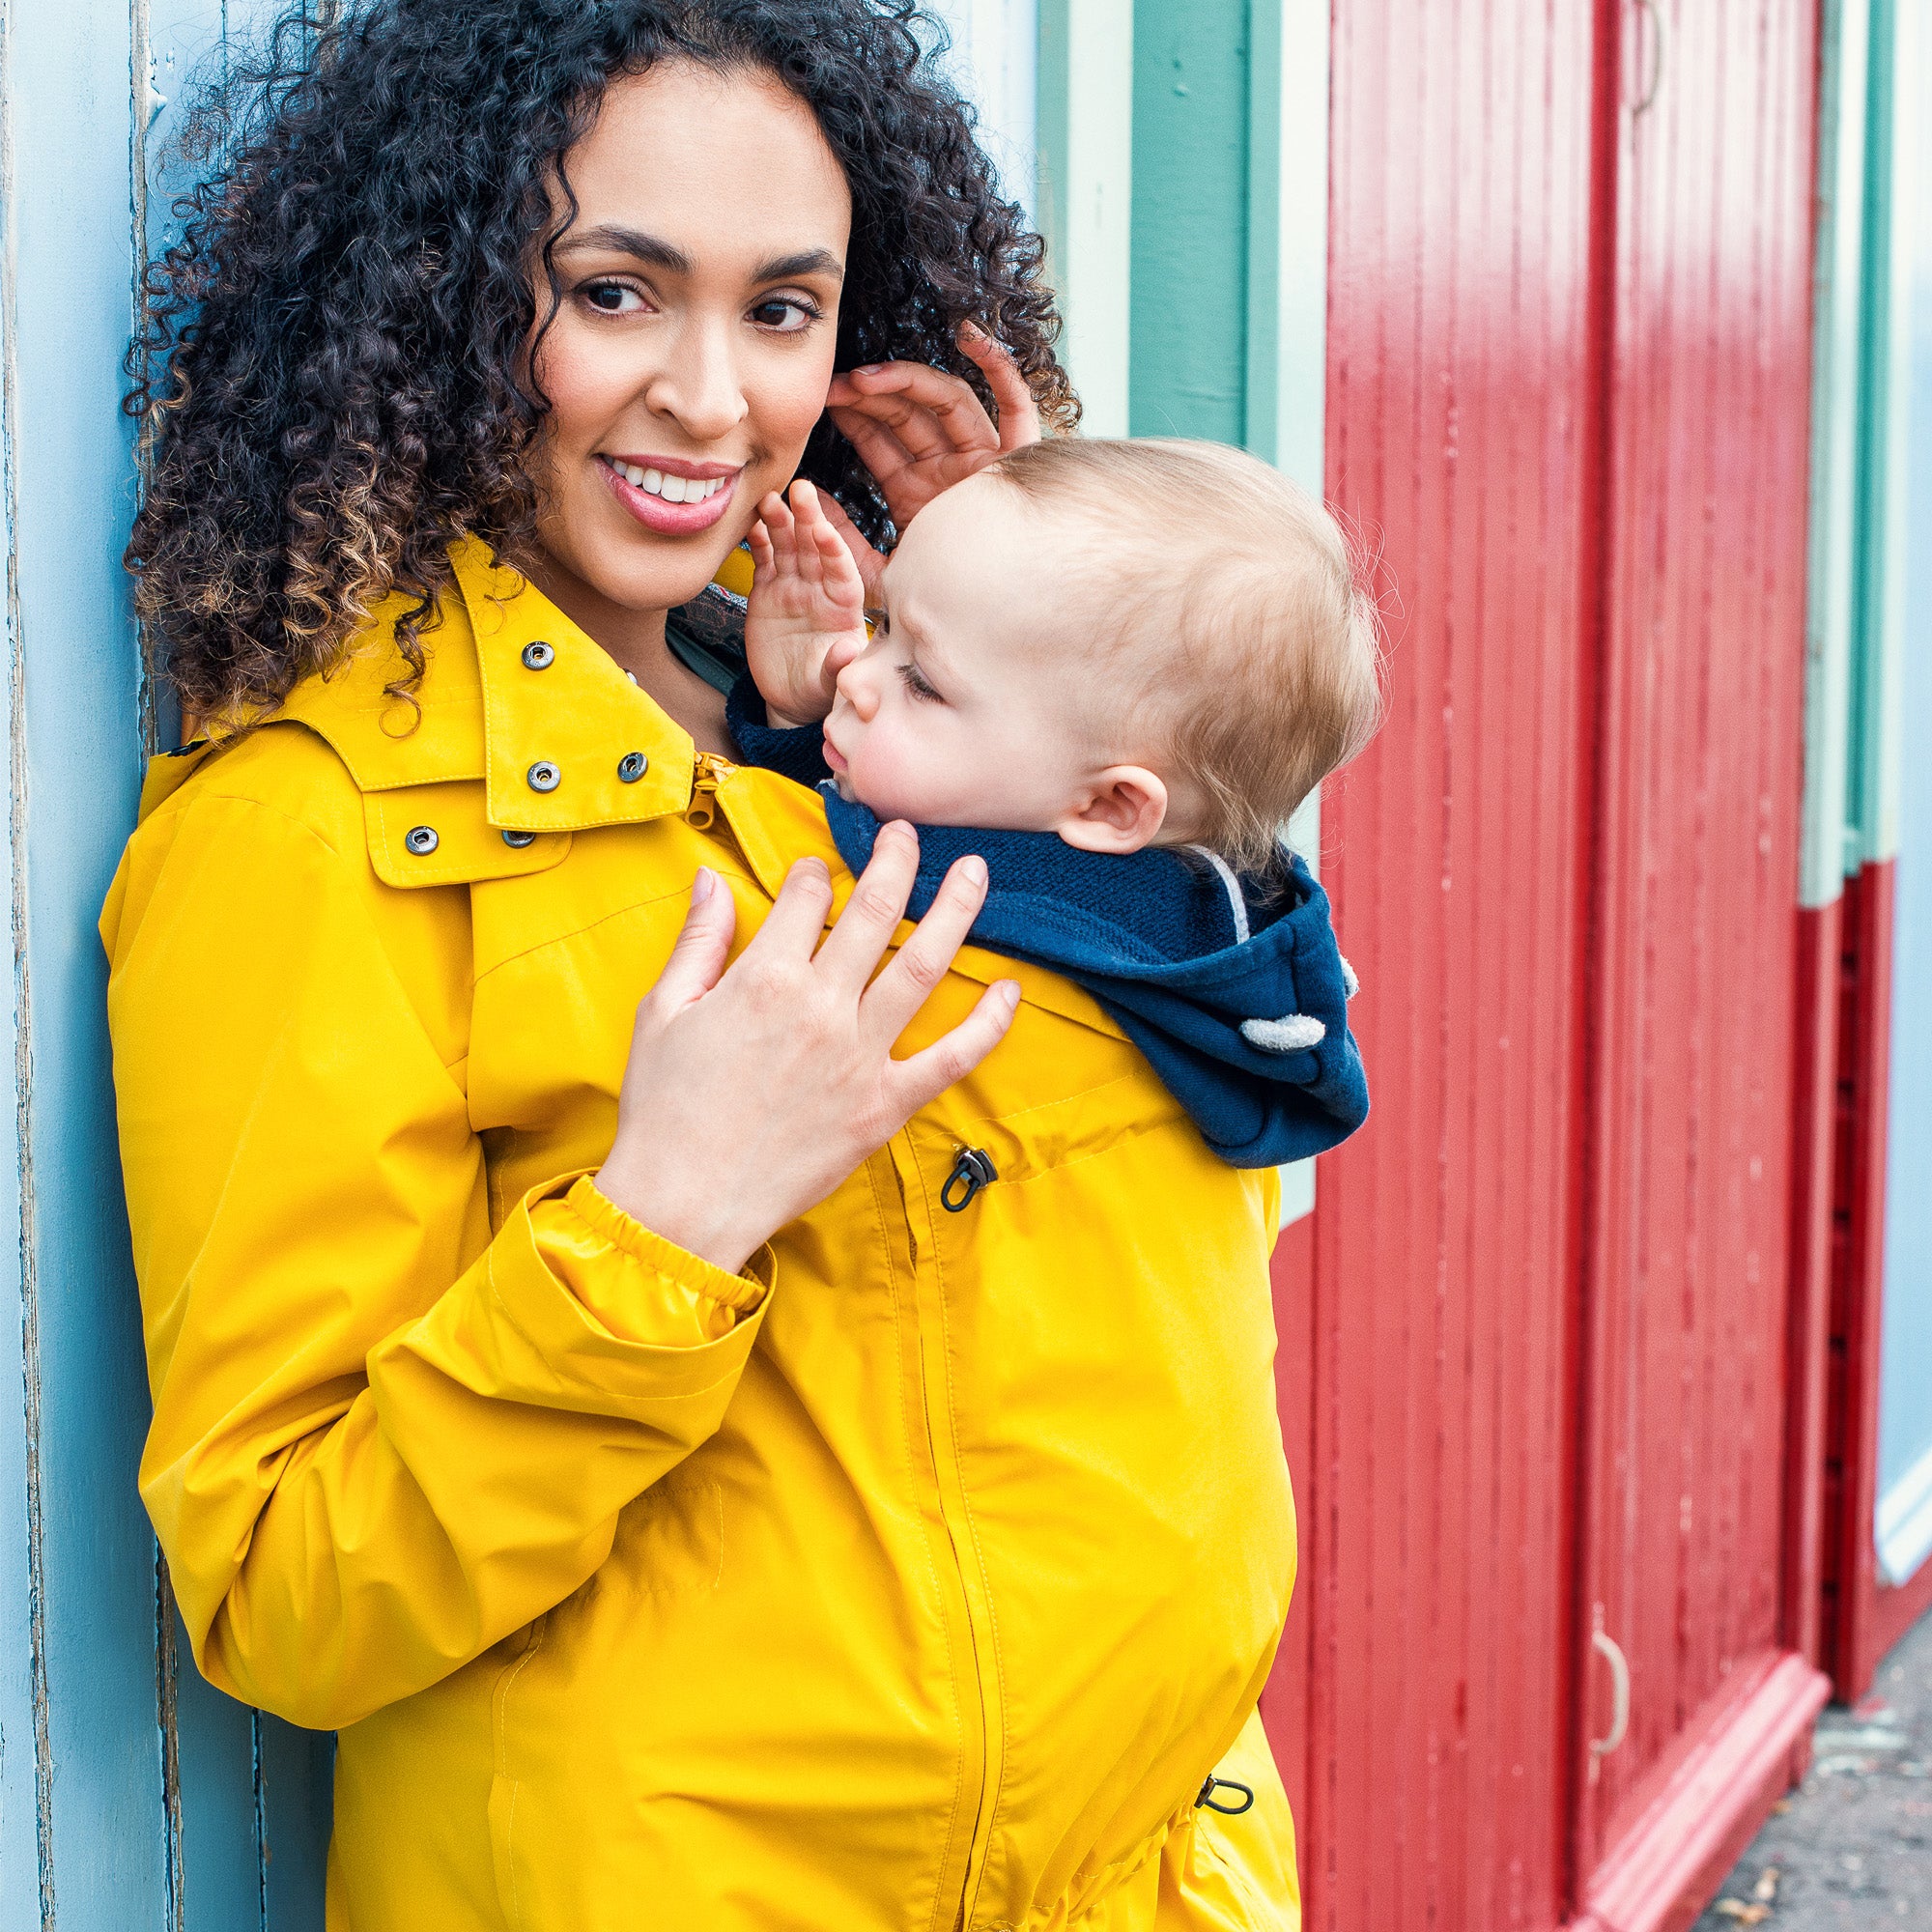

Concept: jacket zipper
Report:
left=892, top=1137, right=1005, bottom=1932
left=686, top=751, right=726, bottom=830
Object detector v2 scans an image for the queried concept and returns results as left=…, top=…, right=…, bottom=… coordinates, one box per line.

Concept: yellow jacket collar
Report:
left=452, top=540, right=696, bottom=832
left=269, top=538, right=699, bottom=831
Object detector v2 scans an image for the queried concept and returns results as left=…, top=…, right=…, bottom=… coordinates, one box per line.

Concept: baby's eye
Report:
left=895, top=662, right=943, bottom=704
left=582, top=280, right=649, bottom=316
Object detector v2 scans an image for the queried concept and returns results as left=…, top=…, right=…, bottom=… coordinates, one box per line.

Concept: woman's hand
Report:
left=823, top=323, right=1042, bottom=593
left=596, top=827, right=1018, bottom=1277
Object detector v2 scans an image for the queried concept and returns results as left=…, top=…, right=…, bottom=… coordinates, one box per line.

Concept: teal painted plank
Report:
left=1128, top=0, right=1250, bottom=441
left=258, top=1719, right=331, bottom=1932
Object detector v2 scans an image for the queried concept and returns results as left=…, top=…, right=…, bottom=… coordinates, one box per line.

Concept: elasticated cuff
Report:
left=563, top=1175, right=771, bottom=1316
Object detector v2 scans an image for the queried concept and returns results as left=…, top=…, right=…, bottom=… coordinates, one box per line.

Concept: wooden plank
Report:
left=1035, top=0, right=1133, bottom=436
left=1576, top=0, right=1818, bottom=1881
left=1127, top=0, right=1248, bottom=444
left=1, top=0, right=174, bottom=1924
left=1310, top=2, right=1600, bottom=1922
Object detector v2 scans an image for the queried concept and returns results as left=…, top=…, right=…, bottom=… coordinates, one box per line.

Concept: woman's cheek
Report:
left=746, top=340, right=839, bottom=471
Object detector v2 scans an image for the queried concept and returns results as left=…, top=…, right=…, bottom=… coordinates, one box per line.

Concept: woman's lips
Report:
left=598, top=456, right=739, bottom=537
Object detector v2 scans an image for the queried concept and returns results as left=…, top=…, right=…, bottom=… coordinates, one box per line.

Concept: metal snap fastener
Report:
left=500, top=829, right=537, bottom=849
left=405, top=825, right=440, bottom=856
left=521, top=639, right=555, bottom=670
left=617, top=751, right=648, bottom=783
left=526, top=760, right=560, bottom=793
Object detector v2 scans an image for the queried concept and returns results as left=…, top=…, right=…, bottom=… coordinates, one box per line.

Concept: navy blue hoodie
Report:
left=727, top=678, right=1369, bottom=1169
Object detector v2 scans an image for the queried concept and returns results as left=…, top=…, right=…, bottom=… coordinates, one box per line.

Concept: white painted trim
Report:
left=1877, top=1438, right=1932, bottom=1586
left=1800, top=0, right=1868, bottom=909
left=1035, top=0, right=1132, bottom=435
left=1245, top=0, right=1329, bottom=495
left=925, top=0, right=1040, bottom=217
left=1253, top=0, right=1331, bottom=1228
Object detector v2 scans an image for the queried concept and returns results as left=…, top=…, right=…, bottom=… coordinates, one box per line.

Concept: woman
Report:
left=109, top=4, right=1300, bottom=1925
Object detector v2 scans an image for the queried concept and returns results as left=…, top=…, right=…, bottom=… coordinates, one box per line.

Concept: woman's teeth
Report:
left=607, top=460, right=731, bottom=505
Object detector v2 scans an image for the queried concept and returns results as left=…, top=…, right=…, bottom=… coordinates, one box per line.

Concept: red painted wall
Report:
left=1269, top=5, right=1824, bottom=1927
left=1282, top=3, right=1601, bottom=1923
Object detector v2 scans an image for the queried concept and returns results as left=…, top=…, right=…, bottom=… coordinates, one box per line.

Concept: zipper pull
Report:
left=1196, top=1776, right=1256, bottom=1816
left=940, top=1146, right=997, bottom=1213
left=687, top=751, right=726, bottom=831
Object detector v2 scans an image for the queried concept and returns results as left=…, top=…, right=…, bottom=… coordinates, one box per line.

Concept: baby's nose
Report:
left=838, top=662, right=879, bottom=721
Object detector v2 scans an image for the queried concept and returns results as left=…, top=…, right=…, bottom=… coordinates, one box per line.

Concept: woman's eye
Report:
left=582, top=281, right=647, bottom=315
left=895, top=662, right=942, bottom=704
left=749, top=295, right=822, bottom=333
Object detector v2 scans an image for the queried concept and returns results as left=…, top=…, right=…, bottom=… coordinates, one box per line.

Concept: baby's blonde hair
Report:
left=988, top=438, right=1384, bottom=872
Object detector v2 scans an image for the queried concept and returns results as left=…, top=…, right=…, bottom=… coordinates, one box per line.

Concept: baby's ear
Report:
left=1056, top=768, right=1169, bottom=857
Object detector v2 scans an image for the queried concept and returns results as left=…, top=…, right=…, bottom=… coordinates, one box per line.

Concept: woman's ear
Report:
left=1055, top=767, right=1170, bottom=856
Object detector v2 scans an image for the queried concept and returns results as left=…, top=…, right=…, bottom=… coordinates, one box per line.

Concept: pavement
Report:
left=1695, top=1611, right=1932, bottom=1929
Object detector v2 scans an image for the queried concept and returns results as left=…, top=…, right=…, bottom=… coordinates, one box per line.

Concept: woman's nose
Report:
left=642, top=315, right=749, bottom=444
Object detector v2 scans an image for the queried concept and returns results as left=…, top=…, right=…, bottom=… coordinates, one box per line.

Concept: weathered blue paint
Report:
left=0, top=0, right=175, bottom=1923
left=2, top=3, right=333, bottom=1924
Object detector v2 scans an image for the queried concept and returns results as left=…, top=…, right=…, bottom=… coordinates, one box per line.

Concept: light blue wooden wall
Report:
left=1875, top=0, right=1932, bottom=1581
left=0, top=5, right=331, bottom=1926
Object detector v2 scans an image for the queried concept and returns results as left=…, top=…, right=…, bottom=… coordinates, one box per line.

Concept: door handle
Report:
left=1632, top=0, right=1666, bottom=116
left=1591, top=1629, right=1632, bottom=1758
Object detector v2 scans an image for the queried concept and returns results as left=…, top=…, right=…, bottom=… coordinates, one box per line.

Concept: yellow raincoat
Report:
left=102, top=541, right=1301, bottom=1930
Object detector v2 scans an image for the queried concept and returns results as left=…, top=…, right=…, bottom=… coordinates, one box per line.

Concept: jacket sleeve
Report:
left=104, top=787, right=771, bottom=1730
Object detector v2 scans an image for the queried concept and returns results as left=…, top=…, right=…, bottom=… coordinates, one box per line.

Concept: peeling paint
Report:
left=0, top=0, right=59, bottom=1917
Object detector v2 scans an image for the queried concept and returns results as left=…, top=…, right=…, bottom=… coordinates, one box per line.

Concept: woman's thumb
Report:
left=651, top=867, right=736, bottom=1007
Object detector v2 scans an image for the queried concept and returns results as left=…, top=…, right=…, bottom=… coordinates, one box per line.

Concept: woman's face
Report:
left=527, top=62, right=852, bottom=619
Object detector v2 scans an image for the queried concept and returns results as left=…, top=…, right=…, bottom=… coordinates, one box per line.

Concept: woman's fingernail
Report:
left=961, top=855, right=988, bottom=887
left=692, top=866, right=715, bottom=905
left=855, top=363, right=883, bottom=376
left=999, top=980, right=1022, bottom=1010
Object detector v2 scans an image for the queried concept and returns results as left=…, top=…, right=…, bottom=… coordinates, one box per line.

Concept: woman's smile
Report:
left=596, top=451, right=743, bottom=535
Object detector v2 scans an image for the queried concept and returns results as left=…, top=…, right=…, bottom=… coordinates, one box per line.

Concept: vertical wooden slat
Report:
left=1, top=0, right=172, bottom=1923
left=1577, top=0, right=1819, bottom=1883
left=1313, top=2, right=1599, bottom=1923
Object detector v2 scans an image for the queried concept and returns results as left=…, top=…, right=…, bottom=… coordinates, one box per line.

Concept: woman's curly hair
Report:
left=126, top=0, right=1076, bottom=723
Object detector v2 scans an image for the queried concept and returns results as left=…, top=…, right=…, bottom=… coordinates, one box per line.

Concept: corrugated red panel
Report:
left=1279, top=3, right=1823, bottom=1926
left=1576, top=0, right=1817, bottom=1878
left=1293, top=3, right=1601, bottom=1926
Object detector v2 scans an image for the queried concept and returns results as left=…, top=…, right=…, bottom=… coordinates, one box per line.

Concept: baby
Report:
left=725, top=437, right=1382, bottom=1166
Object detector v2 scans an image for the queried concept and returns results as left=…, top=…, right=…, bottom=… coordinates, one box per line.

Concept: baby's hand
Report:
left=745, top=482, right=868, bottom=728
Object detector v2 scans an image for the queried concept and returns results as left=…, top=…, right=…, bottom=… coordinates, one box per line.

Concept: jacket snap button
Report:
left=526, top=760, right=560, bottom=793
left=501, top=829, right=537, bottom=849
left=940, top=1146, right=997, bottom=1213
left=617, top=751, right=648, bottom=783
left=521, top=639, right=555, bottom=670
left=404, top=825, right=439, bottom=856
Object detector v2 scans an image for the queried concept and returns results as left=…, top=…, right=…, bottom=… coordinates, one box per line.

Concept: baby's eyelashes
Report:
left=895, top=661, right=944, bottom=704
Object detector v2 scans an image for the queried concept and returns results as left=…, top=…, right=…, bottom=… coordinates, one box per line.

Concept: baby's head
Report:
left=820, top=438, right=1382, bottom=870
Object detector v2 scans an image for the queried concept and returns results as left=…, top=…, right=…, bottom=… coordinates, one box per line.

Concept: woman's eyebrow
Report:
left=557, top=224, right=694, bottom=274
left=753, top=247, right=845, bottom=285
left=553, top=227, right=842, bottom=288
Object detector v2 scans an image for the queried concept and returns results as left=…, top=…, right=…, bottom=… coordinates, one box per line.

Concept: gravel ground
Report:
left=1694, top=1610, right=1932, bottom=1929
